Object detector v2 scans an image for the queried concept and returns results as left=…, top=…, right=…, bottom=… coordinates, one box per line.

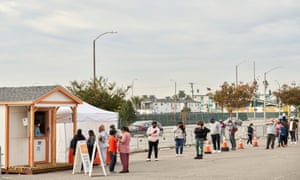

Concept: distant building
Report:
left=138, top=95, right=217, bottom=114
left=137, top=93, right=285, bottom=115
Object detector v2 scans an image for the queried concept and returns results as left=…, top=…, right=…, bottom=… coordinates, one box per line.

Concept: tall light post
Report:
left=263, top=66, right=281, bottom=119
left=275, top=80, right=281, bottom=117
left=93, top=31, right=117, bottom=83
left=253, top=61, right=257, bottom=120
left=170, top=79, right=177, bottom=120
left=131, top=78, right=138, bottom=97
left=235, top=60, right=247, bottom=119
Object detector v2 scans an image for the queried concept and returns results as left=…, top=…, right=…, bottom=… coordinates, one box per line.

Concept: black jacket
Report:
left=194, top=126, right=210, bottom=139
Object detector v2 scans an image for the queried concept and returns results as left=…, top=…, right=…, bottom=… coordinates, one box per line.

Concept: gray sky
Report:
left=1, top=0, right=299, bottom=98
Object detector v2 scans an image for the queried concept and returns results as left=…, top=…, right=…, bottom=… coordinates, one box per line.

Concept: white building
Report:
left=138, top=98, right=204, bottom=114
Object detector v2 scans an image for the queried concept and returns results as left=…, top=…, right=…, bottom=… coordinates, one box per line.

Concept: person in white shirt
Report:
left=173, top=121, right=186, bottom=157
left=98, top=124, right=108, bottom=165
left=146, top=121, right=160, bottom=161
left=209, top=117, right=221, bottom=153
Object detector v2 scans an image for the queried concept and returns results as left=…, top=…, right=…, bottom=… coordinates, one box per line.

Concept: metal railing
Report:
left=129, top=124, right=270, bottom=153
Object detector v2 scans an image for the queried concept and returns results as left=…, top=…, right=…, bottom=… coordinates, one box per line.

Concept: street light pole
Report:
left=263, top=66, right=281, bottom=119
left=275, top=80, right=281, bottom=117
left=131, top=78, right=138, bottom=97
left=235, top=60, right=247, bottom=120
left=170, top=80, right=177, bottom=119
left=93, top=31, right=117, bottom=83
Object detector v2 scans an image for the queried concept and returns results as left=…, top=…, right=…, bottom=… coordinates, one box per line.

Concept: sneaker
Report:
left=217, top=150, right=221, bottom=153
left=176, top=154, right=179, bottom=157
left=212, top=150, right=216, bottom=154
left=194, top=156, right=200, bottom=159
left=119, top=170, right=129, bottom=173
left=154, top=158, right=159, bottom=161
left=146, top=158, right=151, bottom=161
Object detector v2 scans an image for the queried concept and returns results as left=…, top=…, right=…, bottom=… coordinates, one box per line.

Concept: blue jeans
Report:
left=175, top=138, right=184, bottom=154
left=109, top=151, right=117, bottom=172
left=229, top=134, right=236, bottom=149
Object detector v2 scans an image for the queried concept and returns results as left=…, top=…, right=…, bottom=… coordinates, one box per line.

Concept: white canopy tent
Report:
left=56, top=102, right=118, bottom=162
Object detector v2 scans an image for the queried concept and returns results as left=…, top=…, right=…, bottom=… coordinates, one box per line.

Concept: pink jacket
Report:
left=118, top=132, right=131, bottom=153
left=146, top=126, right=160, bottom=142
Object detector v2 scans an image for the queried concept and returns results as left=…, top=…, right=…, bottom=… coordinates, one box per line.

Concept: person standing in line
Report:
left=194, top=120, right=210, bottom=159
left=110, top=124, right=120, bottom=138
left=173, top=121, right=186, bottom=157
left=295, top=119, right=299, bottom=142
left=209, top=117, right=221, bottom=153
left=276, top=120, right=281, bottom=147
left=247, top=123, right=254, bottom=145
left=108, top=128, right=118, bottom=173
left=266, top=119, right=277, bottom=149
left=87, top=130, right=96, bottom=161
left=289, top=118, right=297, bottom=144
left=118, top=126, right=131, bottom=173
left=219, top=120, right=226, bottom=143
left=278, top=121, right=287, bottom=147
left=228, top=120, right=238, bottom=150
left=98, top=124, right=109, bottom=165
left=70, top=129, right=86, bottom=155
left=146, top=121, right=160, bottom=161
left=281, top=115, right=289, bottom=146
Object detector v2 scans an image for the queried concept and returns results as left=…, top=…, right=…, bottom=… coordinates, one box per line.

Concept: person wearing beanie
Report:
left=209, top=117, right=221, bottom=153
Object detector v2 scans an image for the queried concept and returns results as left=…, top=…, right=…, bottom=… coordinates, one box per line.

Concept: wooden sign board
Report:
left=72, top=140, right=91, bottom=175
left=89, top=142, right=107, bottom=177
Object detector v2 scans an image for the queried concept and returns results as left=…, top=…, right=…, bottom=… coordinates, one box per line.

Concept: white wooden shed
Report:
left=0, top=85, right=82, bottom=173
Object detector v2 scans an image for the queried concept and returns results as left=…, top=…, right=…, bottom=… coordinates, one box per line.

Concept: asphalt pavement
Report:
left=1, top=136, right=300, bottom=180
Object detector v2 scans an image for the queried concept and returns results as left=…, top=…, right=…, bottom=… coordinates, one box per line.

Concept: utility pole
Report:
left=253, top=61, right=256, bottom=120
left=189, top=82, right=194, bottom=99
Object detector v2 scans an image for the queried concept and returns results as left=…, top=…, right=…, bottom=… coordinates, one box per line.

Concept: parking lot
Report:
left=2, top=137, right=300, bottom=180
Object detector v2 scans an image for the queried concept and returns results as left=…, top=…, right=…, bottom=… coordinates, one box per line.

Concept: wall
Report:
left=0, top=105, right=5, bottom=168
left=9, top=106, right=28, bottom=166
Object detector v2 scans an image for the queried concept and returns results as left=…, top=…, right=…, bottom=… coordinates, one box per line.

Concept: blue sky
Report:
left=1, top=0, right=299, bottom=98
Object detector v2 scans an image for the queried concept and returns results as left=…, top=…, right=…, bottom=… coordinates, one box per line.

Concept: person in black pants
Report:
left=247, top=123, right=254, bottom=145
left=146, top=121, right=160, bottom=161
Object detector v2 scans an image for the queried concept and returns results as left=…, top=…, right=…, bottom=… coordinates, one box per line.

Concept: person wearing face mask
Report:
left=146, top=121, right=160, bottom=161
left=228, top=120, right=238, bottom=150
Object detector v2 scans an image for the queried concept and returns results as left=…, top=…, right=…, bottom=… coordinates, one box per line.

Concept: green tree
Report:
left=213, top=82, right=257, bottom=118
left=67, top=76, right=129, bottom=112
left=119, top=100, right=137, bottom=126
left=178, top=90, right=186, bottom=99
left=131, top=96, right=142, bottom=110
left=273, top=85, right=300, bottom=116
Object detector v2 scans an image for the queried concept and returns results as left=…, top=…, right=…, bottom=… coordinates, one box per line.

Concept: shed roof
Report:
left=0, top=85, right=82, bottom=104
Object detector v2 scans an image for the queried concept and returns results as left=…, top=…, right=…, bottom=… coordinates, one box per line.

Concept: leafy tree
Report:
left=181, top=106, right=191, bottom=112
left=119, top=100, right=137, bottom=126
left=67, top=76, right=129, bottom=112
left=213, top=82, right=257, bottom=118
left=131, top=96, right=142, bottom=110
left=273, top=85, right=300, bottom=116
left=178, top=90, right=186, bottom=99
left=149, top=95, right=157, bottom=101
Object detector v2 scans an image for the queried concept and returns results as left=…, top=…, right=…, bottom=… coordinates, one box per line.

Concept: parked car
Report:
left=128, top=120, right=164, bottom=136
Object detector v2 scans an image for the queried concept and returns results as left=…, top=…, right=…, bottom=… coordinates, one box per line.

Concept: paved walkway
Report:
left=2, top=137, right=300, bottom=180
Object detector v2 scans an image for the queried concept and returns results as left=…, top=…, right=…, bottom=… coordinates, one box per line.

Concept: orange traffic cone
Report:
left=204, top=140, right=212, bottom=154
left=253, top=134, right=259, bottom=147
left=221, top=136, right=229, bottom=152
left=238, top=137, right=244, bottom=149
